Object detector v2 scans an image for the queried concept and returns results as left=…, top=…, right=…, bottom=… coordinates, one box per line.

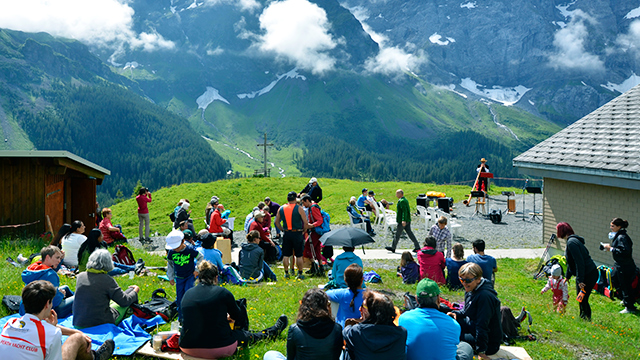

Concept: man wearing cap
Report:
left=275, top=191, right=310, bottom=279
left=386, top=189, right=421, bottom=253
left=300, top=177, right=323, bottom=203
left=398, top=278, right=473, bottom=360
left=356, top=188, right=372, bottom=210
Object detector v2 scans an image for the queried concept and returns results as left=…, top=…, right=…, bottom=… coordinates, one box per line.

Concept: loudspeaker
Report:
left=416, top=195, right=428, bottom=208
left=437, top=198, right=451, bottom=213
left=489, top=209, right=502, bottom=224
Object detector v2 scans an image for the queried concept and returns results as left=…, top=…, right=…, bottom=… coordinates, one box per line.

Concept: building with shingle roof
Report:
left=513, top=84, right=640, bottom=266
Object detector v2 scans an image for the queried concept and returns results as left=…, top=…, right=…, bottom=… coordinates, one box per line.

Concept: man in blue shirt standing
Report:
left=466, top=239, right=497, bottom=282
left=398, top=278, right=473, bottom=360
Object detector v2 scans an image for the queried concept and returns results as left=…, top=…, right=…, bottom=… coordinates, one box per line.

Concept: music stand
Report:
left=501, top=191, right=515, bottom=214
left=471, top=191, right=486, bottom=217
left=526, top=186, right=542, bottom=221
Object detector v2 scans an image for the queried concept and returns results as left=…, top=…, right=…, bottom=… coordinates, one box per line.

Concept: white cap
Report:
left=309, top=177, right=317, bottom=184
left=181, top=202, right=190, bottom=210
left=165, top=229, right=185, bottom=250
left=551, top=264, right=562, bottom=277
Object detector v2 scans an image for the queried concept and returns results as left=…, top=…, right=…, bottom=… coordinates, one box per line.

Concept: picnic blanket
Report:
left=0, top=314, right=165, bottom=356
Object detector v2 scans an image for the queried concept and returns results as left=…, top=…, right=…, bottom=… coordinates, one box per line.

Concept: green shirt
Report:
left=396, top=196, right=411, bottom=223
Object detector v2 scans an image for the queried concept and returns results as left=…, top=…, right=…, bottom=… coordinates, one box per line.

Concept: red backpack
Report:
left=112, top=244, right=135, bottom=265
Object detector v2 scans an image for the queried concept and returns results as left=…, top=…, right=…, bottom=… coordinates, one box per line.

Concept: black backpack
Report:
left=489, top=209, right=502, bottom=224
left=2, top=295, right=21, bottom=313
left=501, top=306, right=535, bottom=344
left=131, top=289, right=178, bottom=322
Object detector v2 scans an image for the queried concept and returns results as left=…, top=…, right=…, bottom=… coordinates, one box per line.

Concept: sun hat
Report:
left=165, top=229, right=184, bottom=250
left=551, top=264, right=562, bottom=277
left=416, top=278, right=440, bottom=298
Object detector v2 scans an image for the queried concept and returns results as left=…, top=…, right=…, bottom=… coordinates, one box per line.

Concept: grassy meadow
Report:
left=108, top=176, right=518, bottom=237
left=1, top=239, right=638, bottom=360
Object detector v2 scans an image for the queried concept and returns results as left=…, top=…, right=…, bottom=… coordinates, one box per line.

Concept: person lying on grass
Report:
left=180, top=260, right=288, bottom=359
left=263, top=288, right=343, bottom=360
left=1, top=280, right=115, bottom=360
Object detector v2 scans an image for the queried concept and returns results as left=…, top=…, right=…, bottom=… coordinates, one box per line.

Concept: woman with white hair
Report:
left=72, top=249, right=140, bottom=328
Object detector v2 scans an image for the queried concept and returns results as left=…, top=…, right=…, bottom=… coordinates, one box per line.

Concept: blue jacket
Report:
left=332, top=252, right=363, bottom=289
left=20, top=266, right=63, bottom=315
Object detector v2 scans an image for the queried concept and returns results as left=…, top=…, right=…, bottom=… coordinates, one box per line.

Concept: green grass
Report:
left=1, top=239, right=638, bottom=359
left=108, top=177, right=518, bottom=237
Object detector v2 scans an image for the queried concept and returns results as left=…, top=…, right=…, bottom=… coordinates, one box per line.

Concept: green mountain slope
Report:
left=0, top=29, right=230, bottom=204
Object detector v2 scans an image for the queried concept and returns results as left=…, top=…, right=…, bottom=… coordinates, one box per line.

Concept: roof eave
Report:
left=513, top=161, right=640, bottom=190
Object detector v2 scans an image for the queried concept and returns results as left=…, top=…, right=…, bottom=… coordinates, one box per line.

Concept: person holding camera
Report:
left=602, top=218, right=637, bottom=314
left=136, top=187, right=152, bottom=242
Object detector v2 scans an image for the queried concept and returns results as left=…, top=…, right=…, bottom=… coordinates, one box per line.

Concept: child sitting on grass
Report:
left=540, top=264, right=568, bottom=313
left=397, top=251, right=420, bottom=284
left=166, top=228, right=203, bottom=323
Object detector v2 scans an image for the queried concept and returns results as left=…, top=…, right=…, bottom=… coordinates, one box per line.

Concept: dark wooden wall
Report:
left=0, top=158, right=47, bottom=236
left=0, top=157, right=99, bottom=238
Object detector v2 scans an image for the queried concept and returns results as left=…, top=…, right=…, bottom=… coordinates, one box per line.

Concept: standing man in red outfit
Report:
left=301, top=195, right=324, bottom=264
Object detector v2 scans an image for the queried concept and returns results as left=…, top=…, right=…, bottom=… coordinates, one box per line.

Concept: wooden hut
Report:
left=0, top=151, right=110, bottom=237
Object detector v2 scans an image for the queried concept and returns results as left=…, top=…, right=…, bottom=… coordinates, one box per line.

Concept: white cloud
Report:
left=365, top=46, right=422, bottom=75
left=207, top=46, right=225, bottom=56
left=0, top=0, right=174, bottom=51
left=547, top=10, right=604, bottom=72
left=347, top=5, right=425, bottom=75
left=257, top=0, right=337, bottom=75
left=616, top=20, right=640, bottom=58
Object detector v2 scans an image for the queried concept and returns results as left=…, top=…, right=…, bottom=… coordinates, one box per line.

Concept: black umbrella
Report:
left=319, top=227, right=375, bottom=248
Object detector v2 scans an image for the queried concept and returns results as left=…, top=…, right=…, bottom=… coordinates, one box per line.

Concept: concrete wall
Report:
left=543, top=178, right=640, bottom=266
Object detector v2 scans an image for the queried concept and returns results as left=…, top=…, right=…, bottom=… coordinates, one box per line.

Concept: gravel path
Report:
left=132, top=194, right=544, bottom=252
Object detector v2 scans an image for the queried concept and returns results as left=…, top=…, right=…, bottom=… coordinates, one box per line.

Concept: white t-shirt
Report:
left=61, top=233, right=87, bottom=267
left=0, top=313, right=62, bottom=360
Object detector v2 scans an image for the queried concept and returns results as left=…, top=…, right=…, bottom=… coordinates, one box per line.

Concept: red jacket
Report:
left=208, top=209, right=227, bottom=233
left=249, top=220, right=270, bottom=243
left=417, top=246, right=446, bottom=284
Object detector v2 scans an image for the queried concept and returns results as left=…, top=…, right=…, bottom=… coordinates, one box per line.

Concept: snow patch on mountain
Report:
left=460, top=78, right=531, bottom=106
left=556, top=1, right=578, bottom=19
left=552, top=21, right=567, bottom=29
left=460, top=2, right=477, bottom=9
left=197, top=87, right=230, bottom=111
left=237, top=68, right=306, bottom=99
left=625, top=6, right=640, bottom=19
left=600, top=73, right=640, bottom=94
left=528, top=100, right=535, bottom=105
left=429, top=33, right=456, bottom=45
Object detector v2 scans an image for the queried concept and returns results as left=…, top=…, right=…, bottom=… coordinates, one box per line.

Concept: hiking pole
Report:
left=533, top=234, right=556, bottom=279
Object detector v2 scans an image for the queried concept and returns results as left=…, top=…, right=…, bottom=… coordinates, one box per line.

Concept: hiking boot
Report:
left=620, top=308, right=636, bottom=314
left=135, top=259, right=145, bottom=275
left=265, top=315, right=288, bottom=340
left=385, top=246, right=395, bottom=253
left=17, top=254, right=29, bottom=266
left=6, top=257, right=20, bottom=267
left=93, top=339, right=115, bottom=360
left=284, top=272, right=290, bottom=279
left=296, top=274, right=306, bottom=280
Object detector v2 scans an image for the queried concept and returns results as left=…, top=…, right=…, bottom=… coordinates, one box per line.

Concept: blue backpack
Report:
left=312, top=205, right=331, bottom=235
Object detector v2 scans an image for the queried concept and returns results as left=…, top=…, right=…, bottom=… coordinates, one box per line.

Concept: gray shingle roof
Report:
left=514, top=84, right=640, bottom=178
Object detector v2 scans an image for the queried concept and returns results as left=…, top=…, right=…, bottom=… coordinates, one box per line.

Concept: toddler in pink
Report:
left=540, top=264, right=568, bottom=313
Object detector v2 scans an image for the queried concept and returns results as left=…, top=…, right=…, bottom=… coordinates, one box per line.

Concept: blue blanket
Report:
left=0, top=314, right=165, bottom=355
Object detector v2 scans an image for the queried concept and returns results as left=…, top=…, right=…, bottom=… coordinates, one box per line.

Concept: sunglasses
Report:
left=459, top=277, right=477, bottom=284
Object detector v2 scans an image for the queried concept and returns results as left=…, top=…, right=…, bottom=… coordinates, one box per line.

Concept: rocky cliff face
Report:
left=341, top=0, right=640, bottom=123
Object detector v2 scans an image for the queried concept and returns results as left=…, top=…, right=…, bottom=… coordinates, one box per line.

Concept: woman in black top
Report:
left=179, top=261, right=288, bottom=359
left=603, top=218, right=637, bottom=314
left=557, top=222, right=598, bottom=321
left=264, top=288, right=343, bottom=360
